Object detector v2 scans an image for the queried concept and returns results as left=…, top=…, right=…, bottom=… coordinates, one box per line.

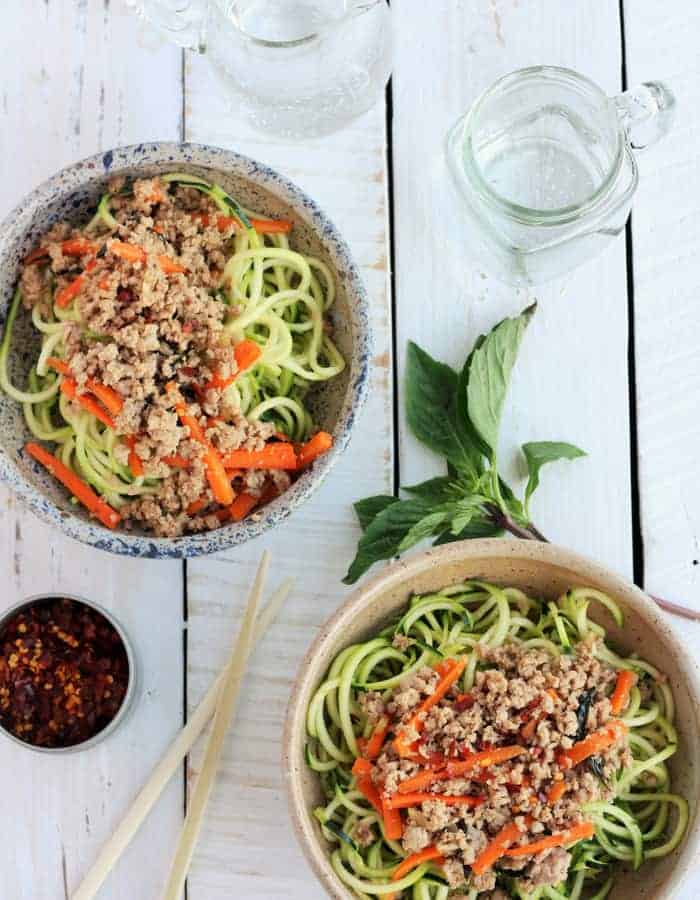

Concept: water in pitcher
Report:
left=208, top=0, right=392, bottom=138
left=471, top=104, right=614, bottom=212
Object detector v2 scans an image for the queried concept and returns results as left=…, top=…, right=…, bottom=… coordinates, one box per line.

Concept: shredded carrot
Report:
left=471, top=820, right=525, bottom=875
left=297, top=431, right=333, bottom=468
left=447, top=745, right=526, bottom=778
left=205, top=340, right=262, bottom=390
left=382, top=798, right=404, bottom=840
left=46, top=357, right=71, bottom=377
left=60, top=379, right=116, bottom=430
left=394, top=658, right=466, bottom=758
left=352, top=758, right=373, bottom=777
left=386, top=792, right=485, bottom=810
left=25, top=442, right=120, bottom=530
left=47, top=357, right=123, bottom=415
left=610, top=669, right=636, bottom=715
left=24, top=246, right=49, bottom=265
left=505, top=821, right=596, bottom=857
left=55, top=259, right=97, bottom=308
left=249, top=217, right=293, bottom=234
left=157, top=254, right=187, bottom=275
left=222, top=492, right=259, bottom=523
left=391, top=846, right=444, bottom=882
left=546, top=781, right=568, bottom=805
left=397, top=769, right=444, bottom=795
left=363, top=717, right=390, bottom=760
left=186, top=498, right=208, bottom=516
left=98, top=277, right=111, bottom=291
left=162, top=455, right=190, bottom=469
left=123, top=436, right=144, bottom=478
left=221, top=443, right=297, bottom=471
left=559, top=720, right=628, bottom=770
left=62, top=238, right=97, bottom=257
left=110, top=241, right=147, bottom=264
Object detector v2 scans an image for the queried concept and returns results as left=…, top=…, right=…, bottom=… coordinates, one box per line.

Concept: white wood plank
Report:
left=623, top=7, right=700, bottom=893
left=0, top=4, right=185, bottom=899
left=393, top=0, right=634, bottom=575
left=183, top=53, right=392, bottom=898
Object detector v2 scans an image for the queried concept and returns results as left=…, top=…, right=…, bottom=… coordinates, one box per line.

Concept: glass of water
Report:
left=127, top=0, right=392, bottom=139
left=447, top=66, right=675, bottom=285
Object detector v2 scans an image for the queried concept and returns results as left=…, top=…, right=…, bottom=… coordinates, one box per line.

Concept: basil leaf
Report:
left=354, top=495, right=398, bottom=531
left=466, top=304, right=536, bottom=457
left=522, top=441, right=586, bottom=503
left=343, top=499, right=433, bottom=584
left=402, top=477, right=456, bottom=504
left=433, top=515, right=502, bottom=545
left=398, top=510, right=450, bottom=552
left=405, top=341, right=475, bottom=471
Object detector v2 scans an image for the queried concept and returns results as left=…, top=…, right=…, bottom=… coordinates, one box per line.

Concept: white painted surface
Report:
left=0, top=1, right=698, bottom=898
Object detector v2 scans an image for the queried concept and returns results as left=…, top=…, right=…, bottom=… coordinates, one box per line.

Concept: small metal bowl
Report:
left=0, top=592, right=138, bottom=753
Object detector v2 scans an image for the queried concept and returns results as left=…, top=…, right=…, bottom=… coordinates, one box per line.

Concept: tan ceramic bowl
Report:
left=283, top=539, right=700, bottom=900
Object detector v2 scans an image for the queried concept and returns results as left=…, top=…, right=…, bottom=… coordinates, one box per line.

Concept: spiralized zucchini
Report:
left=306, top=584, right=688, bottom=899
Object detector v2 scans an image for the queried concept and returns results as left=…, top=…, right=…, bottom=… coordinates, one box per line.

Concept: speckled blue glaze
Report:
left=0, top=143, right=372, bottom=558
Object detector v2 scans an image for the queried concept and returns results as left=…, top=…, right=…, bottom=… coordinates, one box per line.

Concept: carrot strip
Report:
left=546, top=781, right=568, bottom=805
left=25, top=442, right=120, bottom=530
left=60, top=379, right=116, bottom=429
left=162, top=455, right=190, bottom=469
left=352, top=758, right=373, bottom=777
left=46, top=356, right=71, bottom=377
left=504, top=821, right=595, bottom=858
left=55, top=264, right=92, bottom=308
left=124, top=436, right=144, bottom=478
left=205, top=340, right=262, bottom=391
left=221, top=444, right=297, bottom=471
left=394, top=658, right=466, bottom=758
left=386, top=793, right=485, bottom=810
left=447, top=745, right=526, bottom=778
left=558, top=720, right=628, bottom=770
left=363, top=717, right=390, bottom=760
left=47, top=358, right=123, bottom=416
left=397, top=769, right=445, bottom=795
left=297, top=431, right=333, bottom=468
left=249, top=217, right=293, bottom=234
left=110, top=241, right=147, bottom=264
left=392, top=846, right=444, bottom=882
left=186, top=499, right=207, bottom=516
left=24, top=246, right=50, bottom=265
left=225, top=492, right=259, bottom=522
left=382, top=798, right=404, bottom=840
left=610, top=670, right=637, bottom=715
left=157, top=254, right=187, bottom=275
left=355, top=776, right=382, bottom=814
left=471, top=820, right=525, bottom=875
left=62, top=238, right=97, bottom=257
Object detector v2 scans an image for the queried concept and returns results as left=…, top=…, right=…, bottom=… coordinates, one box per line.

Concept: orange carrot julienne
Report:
left=25, top=442, right=120, bottom=530
left=381, top=798, right=404, bottom=841
left=394, top=657, right=466, bottom=758
left=186, top=498, right=208, bottom=516
left=610, top=669, right=637, bottom=715
left=397, top=769, right=444, bottom=794
left=558, top=720, right=628, bottom=770
left=471, top=820, right=525, bottom=875
left=157, top=254, right=187, bottom=275
left=217, top=492, right=259, bottom=523
left=363, top=717, right=390, bottom=760
left=161, top=454, right=190, bottom=469
left=177, top=406, right=233, bottom=505
left=62, top=238, right=97, bottom=257
left=447, top=745, right=526, bottom=777
left=386, top=792, right=485, bottom=810
left=355, top=775, right=382, bottom=814
left=546, top=781, right=568, bottom=805
left=60, top=379, right=116, bottom=429
left=297, top=431, right=333, bottom=468
left=504, top=821, right=595, bottom=858
left=221, top=443, right=297, bottom=471
left=124, top=435, right=144, bottom=478
left=55, top=259, right=97, bottom=308
left=205, top=340, right=262, bottom=391
left=46, top=357, right=123, bottom=416
left=352, top=757, right=373, bottom=777
left=249, top=217, right=293, bottom=234
left=46, top=357, right=71, bottom=377
left=24, top=246, right=49, bottom=265
left=391, top=846, right=444, bottom=882
left=110, top=241, right=147, bottom=264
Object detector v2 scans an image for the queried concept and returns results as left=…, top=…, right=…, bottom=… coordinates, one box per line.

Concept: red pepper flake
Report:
left=0, top=597, right=130, bottom=749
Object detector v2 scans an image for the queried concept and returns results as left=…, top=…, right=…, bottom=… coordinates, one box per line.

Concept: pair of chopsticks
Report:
left=73, top=551, right=291, bottom=900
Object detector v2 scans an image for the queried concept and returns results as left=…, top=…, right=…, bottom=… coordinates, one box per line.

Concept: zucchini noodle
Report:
left=0, top=173, right=345, bottom=515
left=306, top=584, right=687, bottom=899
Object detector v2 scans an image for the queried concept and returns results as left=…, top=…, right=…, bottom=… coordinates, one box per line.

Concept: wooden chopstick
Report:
left=162, top=551, right=270, bottom=899
left=71, top=559, right=291, bottom=900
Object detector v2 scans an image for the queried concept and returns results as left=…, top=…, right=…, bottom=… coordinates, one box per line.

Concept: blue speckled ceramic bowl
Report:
left=0, top=143, right=372, bottom=558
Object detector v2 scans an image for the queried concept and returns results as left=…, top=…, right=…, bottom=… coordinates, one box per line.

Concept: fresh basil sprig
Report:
left=343, top=305, right=585, bottom=584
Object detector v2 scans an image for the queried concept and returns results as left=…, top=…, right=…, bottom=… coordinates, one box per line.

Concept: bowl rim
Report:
left=0, top=141, right=372, bottom=558
left=282, top=538, right=700, bottom=900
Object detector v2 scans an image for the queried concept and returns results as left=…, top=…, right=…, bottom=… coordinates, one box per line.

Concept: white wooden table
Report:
left=0, top=2, right=698, bottom=898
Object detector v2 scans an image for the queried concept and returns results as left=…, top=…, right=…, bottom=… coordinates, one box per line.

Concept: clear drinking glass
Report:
left=127, top=0, right=392, bottom=139
left=446, top=66, right=675, bottom=285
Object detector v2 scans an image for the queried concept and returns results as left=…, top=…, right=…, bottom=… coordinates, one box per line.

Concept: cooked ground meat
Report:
left=367, top=640, right=631, bottom=895
left=18, top=176, right=330, bottom=537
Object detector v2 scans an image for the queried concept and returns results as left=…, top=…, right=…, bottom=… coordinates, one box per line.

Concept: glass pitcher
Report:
left=126, top=0, right=392, bottom=139
left=446, top=66, right=675, bottom=285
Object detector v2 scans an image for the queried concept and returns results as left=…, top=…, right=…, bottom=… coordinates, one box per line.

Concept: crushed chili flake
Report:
left=0, top=597, right=130, bottom=749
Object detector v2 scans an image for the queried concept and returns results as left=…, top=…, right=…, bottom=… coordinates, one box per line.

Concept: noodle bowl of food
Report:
left=284, top=539, right=700, bottom=900
left=0, top=143, right=371, bottom=557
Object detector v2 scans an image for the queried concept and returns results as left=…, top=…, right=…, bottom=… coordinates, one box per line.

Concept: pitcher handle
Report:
left=124, top=0, right=207, bottom=51
left=613, top=81, right=676, bottom=151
